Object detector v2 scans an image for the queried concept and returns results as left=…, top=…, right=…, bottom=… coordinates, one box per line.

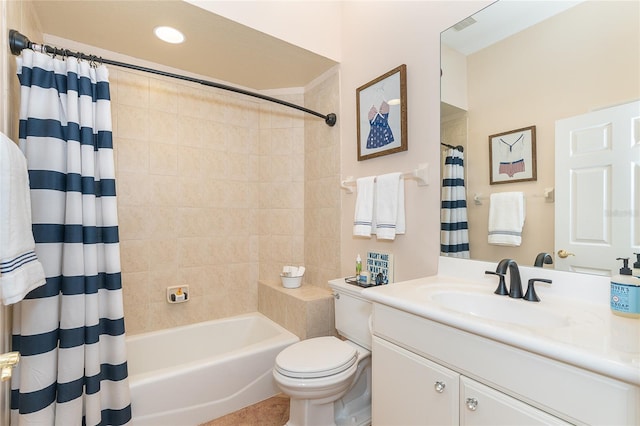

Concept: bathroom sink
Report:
left=430, top=291, right=569, bottom=327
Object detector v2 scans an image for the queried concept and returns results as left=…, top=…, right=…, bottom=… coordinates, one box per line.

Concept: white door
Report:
left=555, top=100, right=640, bottom=275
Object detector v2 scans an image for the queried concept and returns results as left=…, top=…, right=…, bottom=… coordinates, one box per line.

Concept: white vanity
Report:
left=362, top=257, right=640, bottom=425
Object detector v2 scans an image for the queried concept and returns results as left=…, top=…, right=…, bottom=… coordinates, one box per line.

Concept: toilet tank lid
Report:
left=275, top=336, right=357, bottom=378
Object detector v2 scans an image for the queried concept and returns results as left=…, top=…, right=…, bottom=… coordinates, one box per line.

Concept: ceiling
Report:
left=30, top=1, right=338, bottom=90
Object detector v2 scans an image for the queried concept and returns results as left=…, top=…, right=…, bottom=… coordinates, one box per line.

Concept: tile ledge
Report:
left=259, top=280, right=333, bottom=301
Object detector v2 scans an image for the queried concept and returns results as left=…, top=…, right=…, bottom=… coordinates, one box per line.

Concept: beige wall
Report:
left=465, top=1, right=640, bottom=265
left=338, top=1, right=489, bottom=282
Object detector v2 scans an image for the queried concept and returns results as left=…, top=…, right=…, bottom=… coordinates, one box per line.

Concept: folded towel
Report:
left=353, top=176, right=376, bottom=237
left=488, top=192, right=525, bottom=246
left=0, top=132, right=46, bottom=305
left=375, top=172, right=405, bottom=240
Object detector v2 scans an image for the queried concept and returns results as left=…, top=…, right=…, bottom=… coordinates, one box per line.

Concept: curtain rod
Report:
left=441, top=142, right=463, bottom=152
left=8, top=30, right=337, bottom=127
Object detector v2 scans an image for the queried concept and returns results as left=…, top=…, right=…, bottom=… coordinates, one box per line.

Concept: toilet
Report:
left=273, top=278, right=372, bottom=426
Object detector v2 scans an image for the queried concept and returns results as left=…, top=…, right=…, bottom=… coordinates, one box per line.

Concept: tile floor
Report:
left=200, top=394, right=290, bottom=426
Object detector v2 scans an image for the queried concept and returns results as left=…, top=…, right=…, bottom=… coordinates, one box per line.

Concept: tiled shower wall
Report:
left=303, top=72, right=341, bottom=290
left=112, top=67, right=317, bottom=335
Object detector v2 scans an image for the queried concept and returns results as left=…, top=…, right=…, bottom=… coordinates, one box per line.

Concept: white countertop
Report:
left=361, top=258, right=640, bottom=386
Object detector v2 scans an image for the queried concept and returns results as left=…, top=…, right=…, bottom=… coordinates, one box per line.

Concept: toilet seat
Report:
left=275, top=336, right=357, bottom=379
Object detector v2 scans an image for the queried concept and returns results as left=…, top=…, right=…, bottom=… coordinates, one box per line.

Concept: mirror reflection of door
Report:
left=555, top=100, right=640, bottom=275
left=440, top=1, right=640, bottom=273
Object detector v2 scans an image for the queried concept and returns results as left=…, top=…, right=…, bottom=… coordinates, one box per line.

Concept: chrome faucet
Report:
left=486, top=259, right=523, bottom=299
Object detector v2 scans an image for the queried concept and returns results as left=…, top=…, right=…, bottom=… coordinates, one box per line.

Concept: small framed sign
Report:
left=489, top=125, right=537, bottom=185
left=366, top=251, right=394, bottom=285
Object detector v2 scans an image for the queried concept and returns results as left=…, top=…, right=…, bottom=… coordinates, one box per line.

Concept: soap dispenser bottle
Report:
left=633, top=253, right=640, bottom=278
left=610, top=257, right=640, bottom=318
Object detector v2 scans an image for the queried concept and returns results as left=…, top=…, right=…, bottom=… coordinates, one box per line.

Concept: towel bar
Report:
left=340, top=163, right=429, bottom=194
left=472, top=188, right=554, bottom=205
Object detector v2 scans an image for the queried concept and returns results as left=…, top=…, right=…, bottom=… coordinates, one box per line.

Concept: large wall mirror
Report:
left=440, top=0, right=640, bottom=275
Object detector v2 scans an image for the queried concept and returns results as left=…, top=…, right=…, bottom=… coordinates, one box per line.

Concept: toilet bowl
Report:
left=273, top=279, right=372, bottom=426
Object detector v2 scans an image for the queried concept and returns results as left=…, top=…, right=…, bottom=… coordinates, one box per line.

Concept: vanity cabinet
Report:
left=373, top=336, right=567, bottom=425
left=371, top=303, right=640, bottom=425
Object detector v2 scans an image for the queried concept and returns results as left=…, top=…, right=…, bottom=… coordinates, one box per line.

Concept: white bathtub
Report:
left=126, top=313, right=299, bottom=426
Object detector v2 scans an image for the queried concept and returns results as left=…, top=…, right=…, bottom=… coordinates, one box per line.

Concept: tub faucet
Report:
left=534, top=252, right=553, bottom=267
left=494, top=259, right=523, bottom=299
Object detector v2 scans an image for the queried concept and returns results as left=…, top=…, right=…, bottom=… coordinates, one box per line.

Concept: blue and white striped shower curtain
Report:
left=11, top=50, right=131, bottom=425
left=441, top=148, right=470, bottom=258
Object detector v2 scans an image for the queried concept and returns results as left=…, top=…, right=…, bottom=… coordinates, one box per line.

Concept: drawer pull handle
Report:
left=434, top=381, right=446, bottom=393
left=466, top=397, right=478, bottom=411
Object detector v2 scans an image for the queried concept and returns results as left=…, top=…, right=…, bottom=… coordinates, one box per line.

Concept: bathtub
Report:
left=126, top=313, right=299, bottom=426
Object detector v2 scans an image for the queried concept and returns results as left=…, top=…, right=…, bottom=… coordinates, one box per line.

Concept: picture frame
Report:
left=489, top=125, right=537, bottom=184
left=356, top=64, right=407, bottom=161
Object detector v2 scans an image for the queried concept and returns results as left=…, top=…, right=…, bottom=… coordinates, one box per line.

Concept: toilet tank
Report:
left=328, top=278, right=372, bottom=349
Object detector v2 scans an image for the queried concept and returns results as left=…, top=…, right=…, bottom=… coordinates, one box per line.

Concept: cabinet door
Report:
left=372, top=336, right=459, bottom=425
left=460, top=377, right=570, bottom=425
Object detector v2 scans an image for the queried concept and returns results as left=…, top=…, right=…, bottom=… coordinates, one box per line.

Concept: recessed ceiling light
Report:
left=154, top=26, right=185, bottom=44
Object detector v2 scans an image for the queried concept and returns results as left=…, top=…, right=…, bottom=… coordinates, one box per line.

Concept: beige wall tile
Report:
left=149, top=142, right=178, bottom=175
left=116, top=137, right=149, bottom=173
left=117, top=105, right=149, bottom=141
left=117, top=71, right=149, bottom=108
left=149, top=78, right=178, bottom=114
left=112, top=63, right=338, bottom=335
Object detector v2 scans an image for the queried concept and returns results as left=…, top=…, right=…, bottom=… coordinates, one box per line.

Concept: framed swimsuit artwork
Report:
left=489, top=125, right=537, bottom=184
left=356, top=64, right=407, bottom=161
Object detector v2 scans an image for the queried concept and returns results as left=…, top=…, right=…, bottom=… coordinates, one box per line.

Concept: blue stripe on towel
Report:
left=0, top=251, right=39, bottom=273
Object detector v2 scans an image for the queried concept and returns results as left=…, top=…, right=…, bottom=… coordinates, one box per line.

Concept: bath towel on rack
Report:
left=0, top=132, right=46, bottom=305
left=375, top=172, right=405, bottom=240
left=488, top=192, right=525, bottom=246
left=353, top=176, right=376, bottom=237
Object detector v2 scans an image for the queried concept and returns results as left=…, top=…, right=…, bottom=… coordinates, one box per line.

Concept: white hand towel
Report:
left=0, top=132, right=46, bottom=305
left=375, top=172, right=405, bottom=240
left=488, top=192, right=525, bottom=246
left=353, top=176, right=376, bottom=237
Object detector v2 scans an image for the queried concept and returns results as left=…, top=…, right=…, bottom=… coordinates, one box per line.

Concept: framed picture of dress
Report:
left=356, top=64, right=407, bottom=161
left=489, top=125, right=537, bottom=184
